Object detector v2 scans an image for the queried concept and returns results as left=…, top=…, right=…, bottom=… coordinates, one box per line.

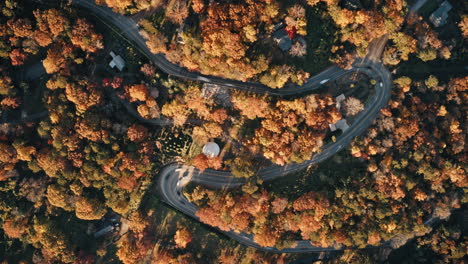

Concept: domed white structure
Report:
left=202, top=142, right=220, bottom=158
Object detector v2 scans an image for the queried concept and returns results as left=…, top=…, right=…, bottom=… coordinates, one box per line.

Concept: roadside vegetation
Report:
left=0, top=0, right=466, bottom=263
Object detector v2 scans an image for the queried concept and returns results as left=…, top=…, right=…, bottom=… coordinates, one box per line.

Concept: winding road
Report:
left=62, top=0, right=394, bottom=253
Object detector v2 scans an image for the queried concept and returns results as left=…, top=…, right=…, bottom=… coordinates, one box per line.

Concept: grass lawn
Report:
left=265, top=150, right=366, bottom=200
left=287, top=4, right=336, bottom=75
left=418, top=0, right=438, bottom=19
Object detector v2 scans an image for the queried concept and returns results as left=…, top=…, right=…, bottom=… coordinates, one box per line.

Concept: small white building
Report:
left=329, top=119, right=350, bottom=132
left=202, top=142, right=220, bottom=158
left=109, top=51, right=125, bottom=71
left=335, top=94, right=346, bottom=110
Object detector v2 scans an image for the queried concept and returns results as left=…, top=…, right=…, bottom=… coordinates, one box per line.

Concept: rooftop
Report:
left=329, top=119, right=350, bottom=132
left=335, top=94, right=346, bottom=110
left=429, top=1, right=452, bottom=27
left=109, top=51, right=125, bottom=71
left=202, top=142, right=220, bottom=158
left=273, top=29, right=292, bottom=52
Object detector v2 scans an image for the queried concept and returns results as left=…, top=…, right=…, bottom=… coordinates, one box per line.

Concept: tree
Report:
left=9, top=48, right=28, bottom=66
left=46, top=184, right=74, bottom=211
left=0, top=142, right=17, bottom=164
left=425, top=75, right=439, bottom=89
left=286, top=4, right=307, bottom=35
left=191, top=154, right=209, bottom=171
left=166, top=0, right=189, bottom=25
left=2, top=217, right=28, bottom=239
left=192, top=122, right=223, bottom=144
left=128, top=211, right=149, bottom=234
left=33, top=9, right=69, bottom=38
left=43, top=44, right=67, bottom=74
left=34, top=30, right=53, bottom=47
left=0, top=97, right=20, bottom=109
left=126, top=84, right=150, bottom=102
left=19, top=176, right=47, bottom=203
left=13, top=142, right=36, bottom=161
left=139, top=20, right=167, bottom=54
left=140, top=63, right=156, bottom=77
left=231, top=92, right=270, bottom=119
left=271, top=197, right=288, bottom=214
left=75, top=196, right=107, bottom=220
left=127, top=124, right=148, bottom=143
left=0, top=74, right=13, bottom=95
left=289, top=41, right=306, bottom=57
left=65, top=80, right=103, bottom=112
left=253, top=226, right=279, bottom=247
left=459, top=15, right=468, bottom=38
left=417, top=48, right=437, bottom=62
left=96, top=0, right=134, bottom=14
left=293, top=192, right=329, bottom=221
left=70, top=19, right=103, bottom=53
left=342, top=97, right=364, bottom=117
left=174, top=228, right=192, bottom=248
left=390, top=32, right=417, bottom=62
left=7, top=18, right=33, bottom=38
left=116, top=233, right=151, bottom=264
left=191, top=0, right=205, bottom=13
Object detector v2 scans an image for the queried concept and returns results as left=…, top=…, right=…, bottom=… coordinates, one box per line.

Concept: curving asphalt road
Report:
left=68, top=0, right=394, bottom=253
left=72, top=0, right=357, bottom=97
left=157, top=58, right=392, bottom=253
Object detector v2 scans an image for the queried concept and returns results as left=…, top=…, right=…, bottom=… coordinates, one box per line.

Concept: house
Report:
left=176, top=23, right=186, bottom=44
left=335, top=94, right=346, bottom=110
left=94, top=225, right=114, bottom=238
left=109, top=51, right=125, bottom=71
left=329, top=119, right=350, bottom=132
left=202, top=142, right=220, bottom=158
left=343, top=0, right=363, bottom=10
left=429, top=1, right=452, bottom=27
left=273, top=28, right=292, bottom=52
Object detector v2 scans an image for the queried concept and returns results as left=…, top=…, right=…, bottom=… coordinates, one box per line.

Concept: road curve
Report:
left=70, top=0, right=394, bottom=253
left=157, top=58, right=392, bottom=252
left=72, top=0, right=352, bottom=97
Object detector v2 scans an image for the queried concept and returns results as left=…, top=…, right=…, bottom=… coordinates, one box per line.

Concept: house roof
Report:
left=273, top=29, right=292, bottom=51
left=429, top=1, right=452, bottom=27
left=202, top=142, right=220, bottom=157
left=329, top=119, right=349, bottom=132
left=109, top=51, right=125, bottom=71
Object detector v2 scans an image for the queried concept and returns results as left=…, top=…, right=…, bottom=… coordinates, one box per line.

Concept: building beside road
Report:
left=329, top=119, right=350, bottom=132
left=109, top=51, right=125, bottom=71
left=202, top=142, right=220, bottom=157
left=335, top=94, right=346, bottom=110
left=273, top=28, right=292, bottom=52
left=429, top=1, right=452, bottom=27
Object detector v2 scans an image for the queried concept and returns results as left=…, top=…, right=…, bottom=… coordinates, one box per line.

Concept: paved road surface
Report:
left=72, top=0, right=355, bottom=97
left=69, top=0, right=400, bottom=253
left=31, top=0, right=443, bottom=253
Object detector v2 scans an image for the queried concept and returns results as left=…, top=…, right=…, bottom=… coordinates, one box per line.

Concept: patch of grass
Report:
left=397, top=55, right=467, bottom=82
left=418, top=0, right=438, bottom=19
left=265, top=150, right=366, bottom=200
left=156, top=127, right=192, bottom=162
left=289, top=4, right=336, bottom=75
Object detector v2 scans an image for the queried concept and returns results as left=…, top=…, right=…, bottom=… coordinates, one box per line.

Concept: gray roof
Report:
left=202, top=142, right=220, bottom=157
left=273, top=29, right=292, bottom=51
left=429, top=1, right=452, bottom=27
left=109, top=51, right=125, bottom=71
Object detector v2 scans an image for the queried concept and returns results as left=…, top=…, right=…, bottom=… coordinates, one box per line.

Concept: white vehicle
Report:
left=379, top=82, right=383, bottom=87
left=197, top=76, right=210, bottom=82
left=319, top=79, right=329, bottom=84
